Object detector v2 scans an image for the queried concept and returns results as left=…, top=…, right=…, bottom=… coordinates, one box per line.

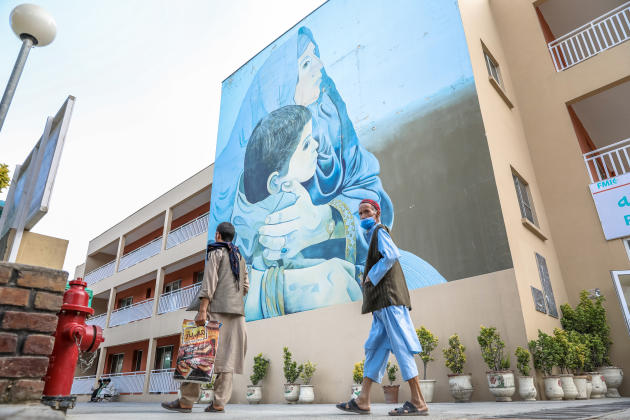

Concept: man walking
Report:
left=162, top=222, right=248, bottom=413
left=337, top=199, right=429, bottom=416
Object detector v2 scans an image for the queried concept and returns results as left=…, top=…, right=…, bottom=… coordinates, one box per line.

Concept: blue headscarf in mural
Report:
left=210, top=27, right=445, bottom=320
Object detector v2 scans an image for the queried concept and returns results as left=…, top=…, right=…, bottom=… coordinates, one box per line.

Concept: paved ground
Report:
left=53, top=399, right=630, bottom=420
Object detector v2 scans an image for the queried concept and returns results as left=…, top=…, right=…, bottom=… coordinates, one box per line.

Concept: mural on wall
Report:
left=209, top=0, right=513, bottom=321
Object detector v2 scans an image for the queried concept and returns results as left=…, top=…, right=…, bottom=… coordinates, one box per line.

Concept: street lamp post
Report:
left=0, top=4, right=56, bottom=133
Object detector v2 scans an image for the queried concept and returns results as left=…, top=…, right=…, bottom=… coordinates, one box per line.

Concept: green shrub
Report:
left=300, top=361, right=317, bottom=385
left=352, top=360, right=364, bottom=384
left=443, top=334, right=466, bottom=375
left=386, top=361, right=398, bottom=385
left=515, top=346, right=531, bottom=377
left=528, top=330, right=560, bottom=376
left=416, top=326, right=438, bottom=380
left=282, top=347, right=303, bottom=384
left=477, top=325, right=510, bottom=371
left=250, top=353, right=270, bottom=386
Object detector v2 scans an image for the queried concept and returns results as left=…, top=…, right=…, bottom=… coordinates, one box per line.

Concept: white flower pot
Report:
left=486, top=371, right=515, bottom=402
left=559, top=375, right=578, bottom=400
left=587, top=372, right=605, bottom=399
left=517, top=376, right=537, bottom=401
left=199, top=388, right=214, bottom=403
left=573, top=376, right=588, bottom=400
left=601, top=374, right=608, bottom=396
left=351, top=384, right=362, bottom=400
left=284, top=384, right=300, bottom=403
left=419, top=379, right=436, bottom=403
left=246, top=385, right=262, bottom=404
left=586, top=379, right=592, bottom=399
left=543, top=376, right=564, bottom=401
left=600, top=367, right=623, bottom=398
left=298, top=384, right=315, bottom=403
left=448, top=374, right=473, bottom=403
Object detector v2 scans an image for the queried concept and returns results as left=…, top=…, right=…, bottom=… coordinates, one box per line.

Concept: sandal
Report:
left=161, top=399, right=192, bottom=413
left=335, top=398, right=371, bottom=415
left=204, top=402, right=225, bottom=413
left=389, top=401, right=429, bottom=416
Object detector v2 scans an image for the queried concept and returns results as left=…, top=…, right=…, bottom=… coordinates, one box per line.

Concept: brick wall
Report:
left=0, top=262, right=67, bottom=403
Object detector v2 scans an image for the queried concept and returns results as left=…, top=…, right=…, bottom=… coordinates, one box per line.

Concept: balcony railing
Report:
left=86, top=313, right=107, bottom=329
left=158, top=283, right=201, bottom=314
left=149, top=368, right=180, bottom=393
left=167, top=212, right=209, bottom=249
left=118, top=237, right=162, bottom=272
left=71, top=375, right=97, bottom=395
left=583, top=137, right=630, bottom=183
left=109, top=298, right=154, bottom=327
left=548, top=2, right=630, bottom=71
left=101, top=371, right=146, bottom=394
left=84, top=260, right=115, bottom=286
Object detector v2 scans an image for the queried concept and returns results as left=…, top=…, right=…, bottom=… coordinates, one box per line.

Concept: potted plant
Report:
left=477, top=325, right=514, bottom=402
left=282, top=347, right=303, bottom=403
left=553, top=328, right=579, bottom=400
left=351, top=360, right=364, bottom=399
left=515, top=346, right=536, bottom=401
left=383, top=361, right=400, bottom=403
left=298, top=361, right=316, bottom=403
left=567, top=330, right=589, bottom=400
left=529, top=330, right=563, bottom=400
left=416, top=326, right=438, bottom=403
left=443, top=334, right=473, bottom=402
left=247, top=353, right=270, bottom=404
left=199, top=375, right=215, bottom=403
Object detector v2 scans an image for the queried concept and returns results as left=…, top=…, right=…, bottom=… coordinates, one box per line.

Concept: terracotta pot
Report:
left=284, top=384, right=300, bottom=403
left=351, top=384, right=362, bottom=400
left=573, top=376, right=588, bottom=400
left=600, top=367, right=623, bottom=398
left=486, top=371, right=515, bottom=402
left=246, top=385, right=262, bottom=404
left=447, top=373, right=473, bottom=403
left=419, top=379, right=436, bottom=403
left=559, top=374, right=578, bottom=400
left=587, top=372, right=605, bottom=399
left=543, top=376, right=564, bottom=401
left=517, top=376, right=537, bottom=401
left=383, top=384, right=400, bottom=404
left=298, top=384, right=315, bottom=403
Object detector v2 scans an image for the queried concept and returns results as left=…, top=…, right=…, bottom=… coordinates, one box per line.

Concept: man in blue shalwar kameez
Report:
left=337, top=199, right=429, bottom=417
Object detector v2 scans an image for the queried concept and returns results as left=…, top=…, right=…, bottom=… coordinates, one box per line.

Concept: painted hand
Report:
left=258, top=182, right=332, bottom=260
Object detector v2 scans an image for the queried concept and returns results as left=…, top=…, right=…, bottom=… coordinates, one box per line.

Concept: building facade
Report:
left=72, top=0, right=630, bottom=403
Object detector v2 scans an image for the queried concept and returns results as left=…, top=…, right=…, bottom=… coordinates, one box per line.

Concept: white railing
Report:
left=583, top=137, right=630, bottom=183
left=84, top=261, right=115, bottom=286
left=158, top=283, right=201, bottom=314
left=101, top=371, right=145, bottom=394
left=118, top=237, right=162, bottom=271
left=71, top=375, right=97, bottom=395
left=86, top=313, right=107, bottom=329
left=167, top=212, right=209, bottom=249
left=149, top=368, right=180, bottom=393
left=109, top=298, right=154, bottom=327
left=548, top=2, right=630, bottom=71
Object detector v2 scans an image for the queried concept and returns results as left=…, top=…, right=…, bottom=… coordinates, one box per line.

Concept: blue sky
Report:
left=0, top=0, right=324, bottom=274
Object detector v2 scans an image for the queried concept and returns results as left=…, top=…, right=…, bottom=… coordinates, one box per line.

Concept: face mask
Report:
left=360, top=217, right=376, bottom=230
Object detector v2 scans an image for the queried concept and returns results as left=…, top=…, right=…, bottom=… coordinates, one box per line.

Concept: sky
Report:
left=0, top=0, right=325, bottom=275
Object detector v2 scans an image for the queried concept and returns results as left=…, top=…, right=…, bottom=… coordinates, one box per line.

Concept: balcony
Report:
left=583, top=137, right=630, bottom=183
left=158, top=283, right=201, bottom=314
left=118, top=237, right=162, bottom=272
left=149, top=368, right=180, bottom=393
left=84, top=261, right=115, bottom=286
left=71, top=375, right=96, bottom=395
left=167, top=212, right=209, bottom=249
left=109, top=299, right=154, bottom=327
left=548, top=2, right=630, bottom=72
left=86, top=313, right=107, bottom=329
left=101, top=371, right=145, bottom=394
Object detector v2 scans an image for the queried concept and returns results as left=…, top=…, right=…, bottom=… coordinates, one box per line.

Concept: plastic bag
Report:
left=173, top=319, right=221, bottom=383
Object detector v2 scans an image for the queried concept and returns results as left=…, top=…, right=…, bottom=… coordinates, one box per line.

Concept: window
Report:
left=132, top=350, right=143, bottom=372
left=146, top=288, right=151, bottom=299
left=535, top=253, right=558, bottom=318
left=118, top=296, right=133, bottom=308
left=481, top=41, right=513, bottom=109
left=611, top=271, right=630, bottom=337
left=164, top=279, right=181, bottom=294
left=513, top=172, right=537, bottom=225
left=484, top=50, right=502, bottom=87
left=194, top=271, right=204, bottom=284
left=154, top=345, right=173, bottom=370
left=109, top=353, right=124, bottom=374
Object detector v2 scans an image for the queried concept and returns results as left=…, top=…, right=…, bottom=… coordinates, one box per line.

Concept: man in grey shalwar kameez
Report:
left=162, top=222, right=248, bottom=413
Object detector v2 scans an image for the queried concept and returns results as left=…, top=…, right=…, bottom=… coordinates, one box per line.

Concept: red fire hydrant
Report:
left=42, top=278, right=104, bottom=411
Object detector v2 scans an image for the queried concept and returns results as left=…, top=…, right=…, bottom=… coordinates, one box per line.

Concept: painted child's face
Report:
left=284, top=119, right=318, bottom=183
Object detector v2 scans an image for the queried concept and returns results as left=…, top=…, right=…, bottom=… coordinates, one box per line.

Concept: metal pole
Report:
left=0, top=36, right=35, bottom=133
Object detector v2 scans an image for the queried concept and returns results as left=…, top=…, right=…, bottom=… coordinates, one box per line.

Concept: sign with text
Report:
left=590, top=173, right=630, bottom=240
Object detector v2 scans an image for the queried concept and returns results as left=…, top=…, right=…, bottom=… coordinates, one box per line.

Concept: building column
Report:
left=142, top=337, right=157, bottom=395
left=114, top=235, right=126, bottom=272
left=152, top=268, right=165, bottom=317
left=104, top=287, right=116, bottom=328
left=162, top=208, right=173, bottom=251
left=95, top=346, right=107, bottom=379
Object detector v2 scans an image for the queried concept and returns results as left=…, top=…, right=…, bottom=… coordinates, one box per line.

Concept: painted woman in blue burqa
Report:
left=210, top=27, right=445, bottom=321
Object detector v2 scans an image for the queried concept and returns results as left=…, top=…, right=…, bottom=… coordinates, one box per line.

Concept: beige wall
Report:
left=15, top=231, right=68, bottom=270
